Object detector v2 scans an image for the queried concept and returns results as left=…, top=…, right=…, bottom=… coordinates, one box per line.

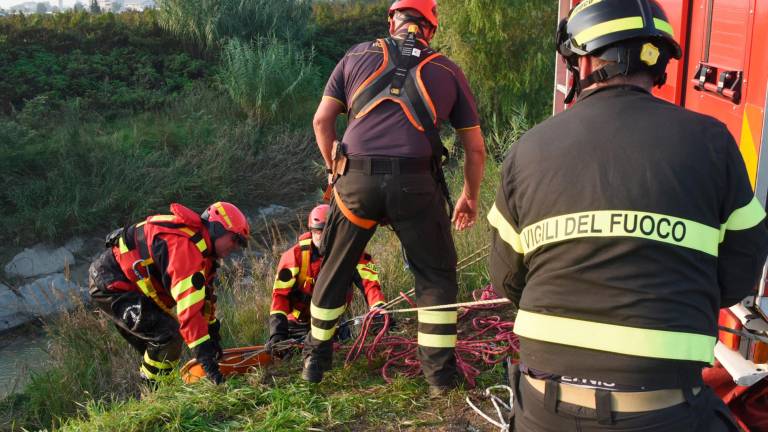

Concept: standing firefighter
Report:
left=489, top=0, right=768, bottom=430
left=266, top=204, right=386, bottom=352
left=305, top=0, right=486, bottom=395
left=89, top=202, right=250, bottom=385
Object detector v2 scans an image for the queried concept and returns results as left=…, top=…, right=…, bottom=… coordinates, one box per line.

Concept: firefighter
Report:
left=266, top=204, right=386, bottom=354
left=488, top=0, right=768, bottom=430
left=88, top=202, right=250, bottom=386
left=304, top=0, right=486, bottom=396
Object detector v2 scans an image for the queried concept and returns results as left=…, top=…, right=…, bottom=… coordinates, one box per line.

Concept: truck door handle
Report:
left=691, top=62, right=743, bottom=104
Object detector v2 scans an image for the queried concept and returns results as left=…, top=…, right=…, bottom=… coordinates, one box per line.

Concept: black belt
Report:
left=347, top=157, right=431, bottom=175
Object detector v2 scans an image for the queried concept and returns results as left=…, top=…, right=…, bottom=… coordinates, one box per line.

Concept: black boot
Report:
left=301, top=355, right=330, bottom=383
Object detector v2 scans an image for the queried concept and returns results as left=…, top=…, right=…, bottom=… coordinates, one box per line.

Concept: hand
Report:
left=208, top=320, right=223, bottom=361
left=327, top=173, right=334, bottom=185
left=195, top=339, right=225, bottom=385
left=265, top=333, right=289, bottom=354
left=451, top=192, right=478, bottom=231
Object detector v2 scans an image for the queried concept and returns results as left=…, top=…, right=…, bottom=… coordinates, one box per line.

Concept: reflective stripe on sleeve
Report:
left=418, top=310, right=458, bottom=324
left=273, top=278, right=296, bottom=289
left=517, top=210, right=720, bottom=256
left=310, top=303, right=346, bottom=321
left=487, top=203, right=524, bottom=254
left=171, top=274, right=195, bottom=299
left=514, top=309, right=716, bottom=364
left=721, top=197, right=766, bottom=235
left=188, top=334, right=210, bottom=349
left=270, top=310, right=288, bottom=316
left=176, top=289, right=205, bottom=313
left=356, top=264, right=379, bottom=282
left=417, top=332, right=457, bottom=348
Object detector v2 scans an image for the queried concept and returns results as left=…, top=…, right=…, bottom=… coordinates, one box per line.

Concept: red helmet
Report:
left=308, top=204, right=330, bottom=230
left=389, top=0, right=438, bottom=29
left=202, top=201, right=250, bottom=246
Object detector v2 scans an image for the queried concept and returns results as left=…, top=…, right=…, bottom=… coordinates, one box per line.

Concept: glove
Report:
left=195, top=339, right=225, bottom=385
left=266, top=333, right=288, bottom=352
left=208, top=320, right=223, bottom=361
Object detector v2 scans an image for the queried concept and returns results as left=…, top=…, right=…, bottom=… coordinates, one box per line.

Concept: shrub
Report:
left=434, top=0, right=558, bottom=124
left=156, top=0, right=312, bottom=53
left=218, top=37, right=320, bottom=127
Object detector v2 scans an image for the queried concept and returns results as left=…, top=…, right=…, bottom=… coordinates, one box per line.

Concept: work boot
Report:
left=301, top=356, right=326, bottom=383
left=428, top=374, right=465, bottom=399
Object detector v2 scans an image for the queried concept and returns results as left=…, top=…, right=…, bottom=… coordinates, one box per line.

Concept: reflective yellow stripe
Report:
left=292, top=309, right=301, bottom=319
left=149, top=215, right=175, bottom=222
left=573, top=17, right=644, bottom=46
left=118, top=237, right=129, bottom=254
left=570, top=0, right=603, bottom=19
left=188, top=334, right=210, bottom=348
left=514, top=309, right=715, bottom=363
left=171, top=275, right=196, bottom=299
left=488, top=203, right=524, bottom=254
left=311, top=303, right=346, bottom=321
left=179, top=227, right=195, bottom=236
left=195, top=238, right=207, bottom=253
left=370, top=301, right=386, bottom=309
left=356, top=264, right=379, bottom=282
left=140, top=365, right=161, bottom=380
left=176, top=289, right=205, bottom=313
left=273, top=279, right=296, bottom=290
left=723, top=197, right=766, bottom=232
left=653, top=18, right=674, bottom=37
left=299, top=238, right=313, bottom=246
left=311, top=324, right=336, bottom=341
left=418, top=310, right=457, bottom=325
left=519, top=210, right=719, bottom=256
left=417, top=332, right=457, bottom=348
left=270, top=310, right=288, bottom=316
left=144, top=352, right=175, bottom=369
left=215, top=203, right=233, bottom=228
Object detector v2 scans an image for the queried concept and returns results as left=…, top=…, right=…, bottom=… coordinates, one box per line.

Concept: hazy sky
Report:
left=1, top=0, right=78, bottom=8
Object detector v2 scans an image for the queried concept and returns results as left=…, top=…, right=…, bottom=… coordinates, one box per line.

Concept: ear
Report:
left=578, top=56, right=593, bottom=81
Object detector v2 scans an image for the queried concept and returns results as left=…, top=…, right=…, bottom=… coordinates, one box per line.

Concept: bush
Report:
left=218, top=37, right=320, bottom=127
left=434, top=0, right=558, bottom=123
left=156, top=0, right=313, bottom=53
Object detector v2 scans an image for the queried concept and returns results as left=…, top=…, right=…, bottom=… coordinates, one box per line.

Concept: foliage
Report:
left=218, top=37, right=320, bottom=127
left=0, top=10, right=210, bottom=117
left=434, top=0, right=558, bottom=123
left=156, top=0, right=313, bottom=53
left=312, top=0, right=390, bottom=72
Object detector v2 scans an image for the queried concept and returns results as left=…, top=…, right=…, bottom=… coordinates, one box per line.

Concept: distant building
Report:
left=123, top=0, right=153, bottom=11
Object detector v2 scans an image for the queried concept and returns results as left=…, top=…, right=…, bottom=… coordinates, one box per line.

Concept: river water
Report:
left=0, top=327, right=49, bottom=399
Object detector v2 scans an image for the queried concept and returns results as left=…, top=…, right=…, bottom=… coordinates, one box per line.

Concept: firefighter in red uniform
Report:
left=88, top=202, right=250, bottom=385
left=266, top=204, right=385, bottom=352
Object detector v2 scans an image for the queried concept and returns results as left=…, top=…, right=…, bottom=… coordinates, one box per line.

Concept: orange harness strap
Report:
left=333, top=188, right=377, bottom=230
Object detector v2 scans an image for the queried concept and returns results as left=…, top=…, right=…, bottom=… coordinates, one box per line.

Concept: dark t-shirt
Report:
left=323, top=40, right=480, bottom=158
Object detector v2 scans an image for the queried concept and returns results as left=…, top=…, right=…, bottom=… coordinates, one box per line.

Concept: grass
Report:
left=0, top=151, right=511, bottom=431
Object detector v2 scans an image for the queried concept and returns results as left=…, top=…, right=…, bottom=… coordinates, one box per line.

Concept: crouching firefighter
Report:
left=266, top=204, right=386, bottom=356
left=88, top=202, right=250, bottom=386
left=306, top=0, right=486, bottom=396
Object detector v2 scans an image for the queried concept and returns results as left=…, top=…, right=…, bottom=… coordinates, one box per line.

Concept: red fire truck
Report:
left=554, top=1, right=768, bottom=429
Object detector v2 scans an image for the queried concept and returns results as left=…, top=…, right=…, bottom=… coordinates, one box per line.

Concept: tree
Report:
left=73, top=1, right=85, bottom=11
left=36, top=2, right=49, bottom=14
left=90, top=0, right=101, bottom=13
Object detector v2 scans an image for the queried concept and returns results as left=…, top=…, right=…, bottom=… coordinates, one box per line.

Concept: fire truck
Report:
left=554, top=1, right=768, bottom=429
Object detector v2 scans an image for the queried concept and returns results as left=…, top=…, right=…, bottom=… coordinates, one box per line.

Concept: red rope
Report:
left=342, top=285, right=518, bottom=388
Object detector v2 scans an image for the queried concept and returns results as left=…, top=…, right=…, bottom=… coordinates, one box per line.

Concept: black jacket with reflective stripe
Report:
left=489, top=85, right=768, bottom=388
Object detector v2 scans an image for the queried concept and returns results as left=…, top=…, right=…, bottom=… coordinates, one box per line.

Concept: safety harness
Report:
left=113, top=216, right=210, bottom=317
left=347, top=27, right=454, bottom=214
